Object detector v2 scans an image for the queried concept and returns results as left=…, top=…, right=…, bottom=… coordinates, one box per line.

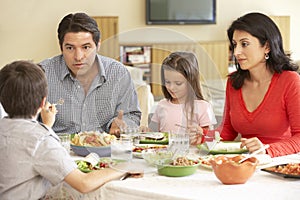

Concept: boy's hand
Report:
left=41, top=102, right=57, bottom=128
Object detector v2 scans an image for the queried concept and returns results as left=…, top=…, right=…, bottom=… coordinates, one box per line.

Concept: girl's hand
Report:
left=41, top=102, right=57, bottom=128
left=240, top=137, right=266, bottom=154
left=188, top=125, right=204, bottom=145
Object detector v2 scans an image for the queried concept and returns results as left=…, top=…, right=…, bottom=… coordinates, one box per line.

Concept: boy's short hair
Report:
left=0, top=60, right=48, bottom=118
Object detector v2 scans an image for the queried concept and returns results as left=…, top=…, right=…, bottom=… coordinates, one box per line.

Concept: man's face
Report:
left=62, top=32, right=100, bottom=77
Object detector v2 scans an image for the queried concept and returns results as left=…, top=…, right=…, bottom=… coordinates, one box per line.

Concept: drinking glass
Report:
left=168, top=131, right=190, bottom=156
left=58, top=133, right=70, bottom=153
left=121, top=126, right=140, bottom=145
left=111, top=138, right=133, bottom=161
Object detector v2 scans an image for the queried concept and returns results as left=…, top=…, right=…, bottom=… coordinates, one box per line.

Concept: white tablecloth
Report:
left=68, top=149, right=300, bottom=200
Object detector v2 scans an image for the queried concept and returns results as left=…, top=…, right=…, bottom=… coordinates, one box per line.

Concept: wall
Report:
left=1, top=0, right=300, bottom=67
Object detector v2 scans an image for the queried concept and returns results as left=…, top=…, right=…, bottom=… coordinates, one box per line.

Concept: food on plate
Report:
left=198, top=155, right=215, bottom=169
left=140, top=132, right=165, bottom=140
left=71, top=131, right=116, bottom=147
left=266, top=163, right=300, bottom=175
left=212, top=142, right=247, bottom=152
left=133, top=145, right=168, bottom=153
left=171, top=157, right=199, bottom=166
left=76, top=158, right=118, bottom=172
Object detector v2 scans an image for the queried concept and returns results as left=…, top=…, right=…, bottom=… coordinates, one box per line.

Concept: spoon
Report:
left=239, top=144, right=270, bottom=163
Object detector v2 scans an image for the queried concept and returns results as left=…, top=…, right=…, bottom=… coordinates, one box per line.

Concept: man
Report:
left=39, top=12, right=141, bottom=134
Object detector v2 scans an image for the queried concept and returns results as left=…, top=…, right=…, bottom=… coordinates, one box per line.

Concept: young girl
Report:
left=148, top=51, right=216, bottom=145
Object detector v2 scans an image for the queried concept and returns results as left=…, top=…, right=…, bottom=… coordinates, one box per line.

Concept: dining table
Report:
left=69, top=146, right=300, bottom=200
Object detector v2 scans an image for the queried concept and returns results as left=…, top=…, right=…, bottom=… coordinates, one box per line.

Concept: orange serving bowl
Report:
left=210, top=155, right=258, bottom=185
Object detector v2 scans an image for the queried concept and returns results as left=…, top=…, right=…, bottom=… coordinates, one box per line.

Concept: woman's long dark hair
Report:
left=227, top=12, right=298, bottom=89
left=161, top=51, right=204, bottom=125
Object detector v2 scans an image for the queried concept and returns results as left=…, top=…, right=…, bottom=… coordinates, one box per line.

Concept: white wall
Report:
left=1, top=0, right=300, bottom=67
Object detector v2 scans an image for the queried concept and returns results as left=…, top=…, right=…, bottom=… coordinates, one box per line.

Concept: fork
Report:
left=53, top=98, right=64, bottom=106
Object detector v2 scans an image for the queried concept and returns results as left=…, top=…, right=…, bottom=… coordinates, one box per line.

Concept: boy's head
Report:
left=0, top=60, right=48, bottom=118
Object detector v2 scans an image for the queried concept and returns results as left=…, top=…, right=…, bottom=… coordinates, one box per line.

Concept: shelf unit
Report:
left=120, top=45, right=152, bottom=84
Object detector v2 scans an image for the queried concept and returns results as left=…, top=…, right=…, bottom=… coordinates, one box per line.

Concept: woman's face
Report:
left=232, top=30, right=269, bottom=71
left=164, top=69, right=188, bottom=103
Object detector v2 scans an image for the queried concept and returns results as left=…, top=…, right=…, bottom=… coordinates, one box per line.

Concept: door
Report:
left=92, top=16, right=119, bottom=59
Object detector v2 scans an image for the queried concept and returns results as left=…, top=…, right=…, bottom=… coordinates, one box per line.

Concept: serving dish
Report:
left=210, top=155, right=258, bottom=184
left=157, top=157, right=200, bottom=177
left=70, top=132, right=116, bottom=157
left=261, top=163, right=300, bottom=178
left=197, top=141, right=248, bottom=155
left=142, top=149, right=173, bottom=166
left=71, top=144, right=111, bottom=157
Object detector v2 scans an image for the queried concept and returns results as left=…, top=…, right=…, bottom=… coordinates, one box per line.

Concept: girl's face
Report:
left=232, top=30, right=269, bottom=71
left=164, top=69, right=188, bottom=103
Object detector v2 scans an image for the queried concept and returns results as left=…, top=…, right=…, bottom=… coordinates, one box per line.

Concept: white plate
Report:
left=109, top=160, right=157, bottom=173
left=132, top=144, right=168, bottom=159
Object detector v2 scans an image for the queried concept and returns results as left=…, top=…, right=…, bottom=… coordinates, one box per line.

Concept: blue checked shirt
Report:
left=39, top=55, right=141, bottom=134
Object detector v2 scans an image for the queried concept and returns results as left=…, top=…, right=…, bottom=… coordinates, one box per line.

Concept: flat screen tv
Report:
left=146, top=0, right=216, bottom=25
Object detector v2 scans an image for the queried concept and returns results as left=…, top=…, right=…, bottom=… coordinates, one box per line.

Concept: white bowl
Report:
left=142, top=149, right=173, bottom=166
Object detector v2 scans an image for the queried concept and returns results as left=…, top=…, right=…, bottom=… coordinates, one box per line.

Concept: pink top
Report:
left=220, top=71, right=300, bottom=157
left=151, top=99, right=216, bottom=132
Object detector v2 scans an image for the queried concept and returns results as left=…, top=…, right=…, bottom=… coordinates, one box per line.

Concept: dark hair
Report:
left=0, top=60, right=48, bottom=118
left=161, top=52, right=204, bottom=123
left=227, top=12, right=299, bottom=89
left=57, top=13, right=100, bottom=51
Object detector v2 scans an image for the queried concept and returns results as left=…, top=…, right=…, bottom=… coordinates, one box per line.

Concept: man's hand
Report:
left=109, top=110, right=126, bottom=137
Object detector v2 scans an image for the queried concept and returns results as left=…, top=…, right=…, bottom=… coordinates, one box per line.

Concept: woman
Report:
left=220, top=12, right=300, bottom=157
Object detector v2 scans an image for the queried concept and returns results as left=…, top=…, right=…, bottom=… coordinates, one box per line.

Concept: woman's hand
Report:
left=240, top=137, right=266, bottom=154
left=40, top=102, right=57, bottom=128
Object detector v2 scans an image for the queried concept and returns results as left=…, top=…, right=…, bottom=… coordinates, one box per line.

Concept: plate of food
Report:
left=70, top=131, right=117, bottom=157
left=75, top=157, right=121, bottom=173
left=197, top=141, right=248, bottom=155
left=261, top=163, right=300, bottom=178
left=132, top=144, right=168, bottom=158
left=139, top=132, right=168, bottom=145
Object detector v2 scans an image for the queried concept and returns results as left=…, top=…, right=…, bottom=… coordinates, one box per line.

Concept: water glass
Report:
left=168, top=131, right=190, bottom=156
left=111, top=138, right=133, bottom=161
left=58, top=133, right=70, bottom=153
left=121, top=126, right=140, bottom=145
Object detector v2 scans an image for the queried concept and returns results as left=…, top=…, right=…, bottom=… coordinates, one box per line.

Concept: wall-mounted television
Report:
left=146, top=0, right=216, bottom=25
